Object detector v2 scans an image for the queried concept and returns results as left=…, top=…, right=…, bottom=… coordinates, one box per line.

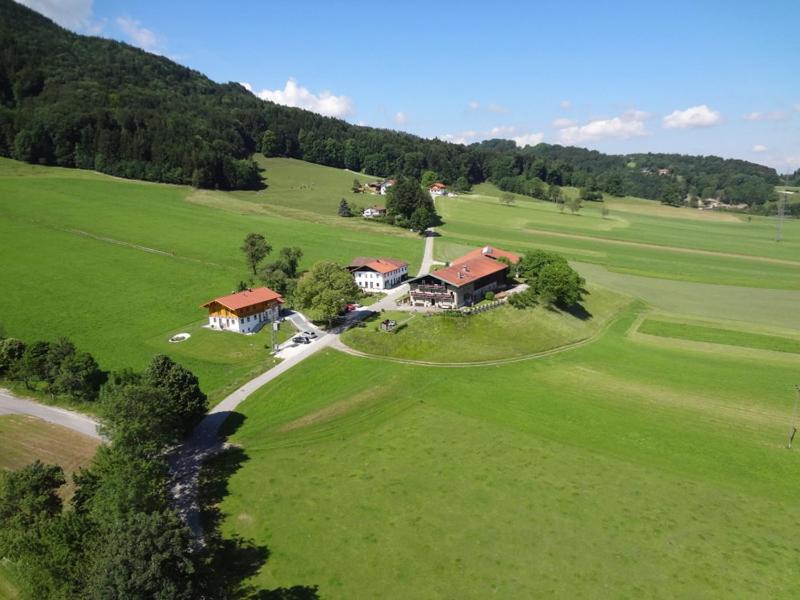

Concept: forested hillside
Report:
left=0, top=0, right=780, bottom=204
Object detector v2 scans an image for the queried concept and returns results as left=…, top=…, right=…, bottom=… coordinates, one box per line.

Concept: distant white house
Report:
left=347, top=257, right=409, bottom=291
left=429, top=182, right=447, bottom=196
left=363, top=205, right=387, bottom=218
left=201, top=287, right=283, bottom=334
left=380, top=179, right=396, bottom=195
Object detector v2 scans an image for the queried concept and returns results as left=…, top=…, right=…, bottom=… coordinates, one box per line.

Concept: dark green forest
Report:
left=0, top=0, right=780, bottom=205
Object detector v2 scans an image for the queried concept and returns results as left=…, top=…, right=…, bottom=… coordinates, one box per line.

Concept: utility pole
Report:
left=271, top=320, right=280, bottom=353
left=788, top=385, right=799, bottom=449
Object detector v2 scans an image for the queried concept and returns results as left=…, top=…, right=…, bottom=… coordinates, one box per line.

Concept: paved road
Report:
left=0, top=388, right=101, bottom=439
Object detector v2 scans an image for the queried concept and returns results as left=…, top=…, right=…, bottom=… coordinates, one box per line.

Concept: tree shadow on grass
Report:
left=196, top=413, right=319, bottom=599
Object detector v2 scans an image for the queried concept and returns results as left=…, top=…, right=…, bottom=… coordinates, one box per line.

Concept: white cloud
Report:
left=752, top=144, right=767, bottom=152
left=393, top=111, right=408, bottom=125
left=16, top=0, right=101, bottom=31
left=116, top=16, right=159, bottom=52
left=440, top=126, right=542, bottom=148
left=794, top=104, right=800, bottom=112
left=487, top=103, right=509, bottom=114
left=468, top=100, right=481, bottom=110
left=742, top=110, right=789, bottom=122
left=512, top=133, right=544, bottom=147
left=552, top=118, right=576, bottom=128
left=255, top=78, right=354, bottom=118
left=239, top=82, right=253, bottom=92
left=558, top=110, right=649, bottom=144
left=662, top=104, right=721, bottom=129
left=560, top=100, right=572, bottom=110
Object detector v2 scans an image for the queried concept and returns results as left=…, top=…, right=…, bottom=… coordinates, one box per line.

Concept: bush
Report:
left=484, top=292, right=495, bottom=301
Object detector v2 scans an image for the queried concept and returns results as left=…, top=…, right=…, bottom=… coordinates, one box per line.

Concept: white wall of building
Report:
left=353, top=264, right=408, bottom=291
left=208, top=305, right=280, bottom=334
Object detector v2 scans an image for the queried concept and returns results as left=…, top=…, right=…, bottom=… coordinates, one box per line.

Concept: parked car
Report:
left=292, top=336, right=311, bottom=344
left=346, top=303, right=359, bottom=312
left=302, top=330, right=317, bottom=339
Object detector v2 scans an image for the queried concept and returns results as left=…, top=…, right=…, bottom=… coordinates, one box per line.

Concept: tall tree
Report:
left=293, top=261, right=361, bottom=327
left=241, top=233, right=272, bottom=276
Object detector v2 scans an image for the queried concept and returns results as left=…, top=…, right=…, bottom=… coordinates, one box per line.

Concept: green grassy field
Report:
left=439, top=184, right=800, bottom=289
left=214, top=305, right=800, bottom=598
left=341, top=285, right=629, bottom=363
left=638, top=318, right=800, bottom=354
left=0, top=158, right=422, bottom=402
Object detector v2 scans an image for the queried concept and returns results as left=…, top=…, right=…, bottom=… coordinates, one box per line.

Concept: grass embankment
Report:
left=341, top=285, right=628, bottom=363
left=212, top=305, right=800, bottom=598
left=638, top=318, right=800, bottom=354
left=440, top=184, right=800, bottom=289
left=0, top=157, right=422, bottom=403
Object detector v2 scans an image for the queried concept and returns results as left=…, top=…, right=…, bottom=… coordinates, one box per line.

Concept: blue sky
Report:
left=18, top=0, right=800, bottom=172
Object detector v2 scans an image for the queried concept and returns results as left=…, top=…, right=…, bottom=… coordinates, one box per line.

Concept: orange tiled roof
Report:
left=429, top=182, right=446, bottom=189
left=452, top=245, right=520, bottom=265
left=349, top=257, right=408, bottom=274
left=201, top=286, right=282, bottom=310
left=428, top=256, right=508, bottom=288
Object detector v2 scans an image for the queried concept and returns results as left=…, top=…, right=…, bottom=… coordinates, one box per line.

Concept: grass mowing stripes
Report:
left=638, top=318, right=800, bottom=354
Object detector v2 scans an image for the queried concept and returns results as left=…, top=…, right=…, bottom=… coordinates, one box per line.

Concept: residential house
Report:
left=348, top=257, right=409, bottom=291
left=657, top=168, right=671, bottom=176
left=201, top=286, right=283, bottom=334
left=380, top=179, right=396, bottom=195
left=429, top=182, right=448, bottom=196
left=363, top=205, right=387, bottom=218
left=408, top=245, right=520, bottom=308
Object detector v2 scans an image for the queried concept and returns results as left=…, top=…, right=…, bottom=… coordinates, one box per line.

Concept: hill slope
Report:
left=0, top=0, right=779, bottom=205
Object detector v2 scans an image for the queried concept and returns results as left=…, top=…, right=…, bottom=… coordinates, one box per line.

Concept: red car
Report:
left=345, top=303, right=358, bottom=312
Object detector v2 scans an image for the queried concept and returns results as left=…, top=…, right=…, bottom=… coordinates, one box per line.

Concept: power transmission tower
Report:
left=788, top=385, right=799, bottom=449
left=776, top=190, right=786, bottom=242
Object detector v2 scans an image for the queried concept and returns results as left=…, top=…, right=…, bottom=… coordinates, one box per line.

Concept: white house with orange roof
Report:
left=201, top=286, right=283, bottom=334
left=428, top=182, right=448, bottom=196
left=347, top=257, right=409, bottom=291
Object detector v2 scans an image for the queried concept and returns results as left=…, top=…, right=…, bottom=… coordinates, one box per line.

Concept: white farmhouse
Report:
left=348, top=257, right=409, bottom=291
left=380, top=179, right=396, bottom=195
left=429, top=182, right=447, bottom=196
left=362, top=205, right=387, bottom=218
left=201, top=287, right=283, bottom=334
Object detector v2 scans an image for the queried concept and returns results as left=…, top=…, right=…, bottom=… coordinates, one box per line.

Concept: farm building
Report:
left=429, top=182, right=447, bottom=196
left=363, top=205, right=387, bottom=218
left=348, top=257, right=409, bottom=291
left=201, top=286, right=283, bottom=334
left=380, top=179, right=396, bottom=195
left=408, top=245, right=520, bottom=308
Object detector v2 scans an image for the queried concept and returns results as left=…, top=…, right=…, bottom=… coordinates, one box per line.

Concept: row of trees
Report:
left=508, top=250, right=586, bottom=309
left=0, top=352, right=209, bottom=598
left=0, top=335, right=103, bottom=401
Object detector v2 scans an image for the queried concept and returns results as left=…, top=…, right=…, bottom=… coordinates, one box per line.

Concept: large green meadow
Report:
left=4, top=157, right=800, bottom=598
left=0, top=158, right=421, bottom=402
left=216, top=305, right=800, bottom=598
left=436, top=184, right=800, bottom=289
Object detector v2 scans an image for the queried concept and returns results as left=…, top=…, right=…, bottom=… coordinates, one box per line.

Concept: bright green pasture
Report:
left=638, top=318, right=800, bottom=354
left=238, top=156, right=380, bottom=218
left=574, top=262, right=800, bottom=332
left=341, top=285, right=629, bottom=362
left=0, top=158, right=422, bottom=402
left=442, top=184, right=800, bottom=288
left=215, top=306, right=800, bottom=598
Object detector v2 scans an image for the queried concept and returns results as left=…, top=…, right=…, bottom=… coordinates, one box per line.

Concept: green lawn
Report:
left=439, top=183, right=800, bottom=289
left=638, top=318, right=800, bottom=354
left=213, top=306, right=800, bottom=598
left=0, top=158, right=422, bottom=401
left=340, top=284, right=629, bottom=362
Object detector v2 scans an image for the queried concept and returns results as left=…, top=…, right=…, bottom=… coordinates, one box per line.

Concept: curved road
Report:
left=0, top=388, right=101, bottom=439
